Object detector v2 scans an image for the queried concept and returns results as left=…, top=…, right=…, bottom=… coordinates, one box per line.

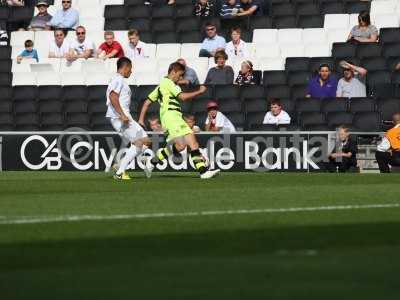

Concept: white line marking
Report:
left=0, top=203, right=399, bottom=225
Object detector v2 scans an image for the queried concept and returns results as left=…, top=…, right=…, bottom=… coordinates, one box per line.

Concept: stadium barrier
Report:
left=0, top=131, right=382, bottom=172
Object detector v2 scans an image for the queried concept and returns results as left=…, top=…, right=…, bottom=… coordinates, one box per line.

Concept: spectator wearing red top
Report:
left=98, top=31, right=124, bottom=60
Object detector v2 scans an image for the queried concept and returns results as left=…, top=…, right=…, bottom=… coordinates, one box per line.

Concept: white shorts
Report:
left=109, top=117, right=147, bottom=143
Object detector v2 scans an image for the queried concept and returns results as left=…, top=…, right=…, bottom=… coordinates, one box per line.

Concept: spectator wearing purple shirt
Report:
left=306, top=64, right=338, bottom=98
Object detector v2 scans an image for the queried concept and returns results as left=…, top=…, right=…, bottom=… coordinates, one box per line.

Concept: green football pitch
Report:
left=0, top=171, right=400, bottom=299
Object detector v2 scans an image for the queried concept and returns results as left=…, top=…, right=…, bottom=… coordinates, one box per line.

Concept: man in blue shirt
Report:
left=199, top=22, right=226, bottom=58
left=306, top=64, right=338, bottom=98
left=47, top=0, right=79, bottom=30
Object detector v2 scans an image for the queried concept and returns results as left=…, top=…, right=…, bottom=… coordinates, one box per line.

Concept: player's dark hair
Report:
left=230, top=26, right=241, bottom=34
left=117, top=57, right=132, bottom=70
left=338, top=125, right=350, bottom=132
left=128, top=29, right=139, bottom=37
left=319, top=63, right=331, bottom=71
left=168, top=62, right=185, bottom=74
left=25, top=39, right=34, bottom=47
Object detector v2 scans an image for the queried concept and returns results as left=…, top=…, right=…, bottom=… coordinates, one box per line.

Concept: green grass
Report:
left=0, top=172, right=400, bottom=299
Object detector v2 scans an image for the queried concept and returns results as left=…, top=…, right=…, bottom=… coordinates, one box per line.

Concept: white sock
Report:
left=117, top=145, right=141, bottom=175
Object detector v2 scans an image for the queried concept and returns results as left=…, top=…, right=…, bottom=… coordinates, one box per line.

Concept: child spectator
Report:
left=184, top=114, right=201, bottom=133
left=220, top=0, right=241, bottom=19
left=17, top=39, right=39, bottom=63
left=263, top=99, right=291, bottom=125
left=205, top=101, right=236, bottom=132
left=194, top=0, right=214, bottom=17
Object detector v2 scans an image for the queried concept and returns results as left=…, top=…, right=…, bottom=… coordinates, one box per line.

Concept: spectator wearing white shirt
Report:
left=69, top=26, right=94, bottom=60
left=205, top=101, right=236, bottom=133
left=125, top=29, right=148, bottom=60
left=263, top=99, right=291, bottom=125
left=225, top=27, right=249, bottom=60
left=48, top=29, right=73, bottom=60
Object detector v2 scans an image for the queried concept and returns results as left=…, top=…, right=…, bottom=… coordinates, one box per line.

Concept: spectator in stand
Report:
left=28, top=1, right=52, bottom=31
left=326, top=125, right=358, bottom=173
left=69, top=26, right=94, bottom=60
left=17, top=39, right=39, bottom=63
left=199, top=22, right=226, bottom=58
left=347, top=11, right=378, bottom=43
left=148, top=116, right=163, bottom=133
left=6, top=0, right=24, bottom=6
left=375, top=113, right=400, bottom=173
left=205, top=101, right=236, bottom=132
left=125, top=29, right=149, bottom=60
left=225, top=27, right=249, bottom=60
left=184, top=114, right=201, bottom=133
left=98, top=31, right=124, bottom=60
left=48, top=29, right=73, bottom=59
left=306, top=64, right=338, bottom=98
left=205, top=50, right=234, bottom=85
left=235, top=60, right=258, bottom=85
left=176, top=58, right=199, bottom=85
left=220, top=0, right=241, bottom=19
left=236, top=0, right=263, bottom=16
left=336, top=60, right=367, bottom=98
left=263, top=99, right=291, bottom=125
left=47, top=0, right=79, bottom=30
left=395, top=62, right=400, bottom=71
left=194, top=0, right=214, bottom=17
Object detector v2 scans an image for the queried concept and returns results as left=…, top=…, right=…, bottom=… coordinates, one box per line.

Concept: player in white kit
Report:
left=106, top=57, right=153, bottom=180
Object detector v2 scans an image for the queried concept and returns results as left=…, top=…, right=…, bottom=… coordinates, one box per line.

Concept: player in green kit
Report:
left=139, top=62, right=220, bottom=179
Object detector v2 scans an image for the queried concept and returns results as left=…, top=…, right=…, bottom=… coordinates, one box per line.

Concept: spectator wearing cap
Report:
left=205, top=50, right=234, bottom=85
left=306, top=64, right=338, bottom=98
left=347, top=11, right=378, bottom=43
left=177, top=58, right=199, bottom=85
left=376, top=113, right=400, bottom=173
left=263, top=99, right=291, bottom=125
left=205, top=101, right=236, bottom=133
left=125, top=29, right=149, bottom=60
left=47, top=0, right=79, bottom=30
left=48, top=29, right=73, bottom=59
left=225, top=27, right=249, bottom=60
left=326, top=125, right=358, bottom=172
left=199, top=22, right=226, bottom=58
left=69, top=26, right=95, bottom=60
left=98, top=31, right=124, bottom=60
left=336, top=60, right=367, bottom=98
left=28, top=1, right=52, bottom=31
left=235, top=60, right=258, bottom=85
left=236, top=0, right=263, bottom=16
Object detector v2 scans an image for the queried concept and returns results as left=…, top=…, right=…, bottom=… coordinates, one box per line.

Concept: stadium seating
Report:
left=1, top=0, right=400, bottom=132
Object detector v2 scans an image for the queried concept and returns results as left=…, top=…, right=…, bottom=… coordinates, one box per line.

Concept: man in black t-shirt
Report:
left=326, top=125, right=358, bottom=172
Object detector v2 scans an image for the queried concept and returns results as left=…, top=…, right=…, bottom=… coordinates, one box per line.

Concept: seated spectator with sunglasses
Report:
left=48, top=29, right=73, bottom=60
left=69, top=26, right=95, bottom=60
left=28, top=1, right=52, bottom=31
left=47, top=0, right=79, bottom=30
left=199, top=22, right=226, bottom=58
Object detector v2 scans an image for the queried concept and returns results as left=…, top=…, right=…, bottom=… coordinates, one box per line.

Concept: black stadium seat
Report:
left=353, top=112, right=381, bottom=131
left=91, top=113, right=113, bottom=131
left=296, top=3, right=320, bottom=16
left=178, top=30, right=202, bottom=43
left=0, top=47, right=12, bottom=60
left=104, top=5, right=126, bottom=19
left=176, top=18, right=201, bottom=32
left=273, top=15, right=297, bottom=29
left=356, top=43, right=382, bottom=59
left=361, top=57, right=388, bottom=72
left=321, top=2, right=344, bottom=14
left=88, top=85, right=107, bottom=101
left=272, top=3, right=296, bottom=16
left=287, top=71, right=311, bottom=86
left=321, top=98, right=348, bottom=113
left=176, top=4, right=194, bottom=18
left=105, top=19, right=127, bottom=31
left=215, top=85, right=240, bottom=99
left=15, top=113, right=39, bottom=131
left=0, top=6, right=10, bottom=20
left=88, top=99, right=106, bottom=114
left=285, top=57, right=310, bottom=72
left=0, top=99, right=12, bottom=113
left=240, top=85, right=265, bottom=99
left=296, top=98, right=322, bottom=113
left=290, top=84, right=308, bottom=100
left=38, top=99, right=63, bottom=113
left=265, top=84, right=291, bottom=99
left=327, top=112, right=354, bottom=129
left=126, top=0, right=146, bottom=5
left=0, top=86, right=12, bottom=101
left=380, top=28, right=400, bottom=44
left=297, top=14, right=324, bottom=28
left=249, top=16, right=273, bottom=30
left=218, top=98, right=242, bottom=112
left=345, top=1, right=370, bottom=14
left=225, top=112, right=245, bottom=129
left=244, top=98, right=267, bottom=112
left=247, top=112, right=266, bottom=130
left=13, top=86, right=37, bottom=101
left=154, top=31, right=177, bottom=43
left=263, top=71, right=287, bottom=86
left=152, top=5, right=175, bottom=18
left=349, top=98, right=375, bottom=113
left=0, top=112, right=14, bottom=130
left=152, top=18, right=175, bottom=32
left=128, top=5, right=151, bottom=19
left=128, top=19, right=151, bottom=32
left=38, top=86, right=62, bottom=101
left=378, top=98, right=400, bottom=121
left=66, top=113, right=90, bottom=129
left=40, top=113, right=64, bottom=131
left=62, top=86, right=88, bottom=101
left=14, top=100, right=37, bottom=114
left=382, top=43, right=400, bottom=58
left=300, top=112, right=326, bottom=130
left=332, top=43, right=357, bottom=59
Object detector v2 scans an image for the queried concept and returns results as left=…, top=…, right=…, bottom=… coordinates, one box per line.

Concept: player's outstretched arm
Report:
left=139, top=99, right=152, bottom=127
left=178, top=85, right=207, bottom=102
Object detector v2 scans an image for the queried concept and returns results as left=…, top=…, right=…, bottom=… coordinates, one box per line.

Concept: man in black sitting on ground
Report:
left=326, top=125, right=358, bottom=172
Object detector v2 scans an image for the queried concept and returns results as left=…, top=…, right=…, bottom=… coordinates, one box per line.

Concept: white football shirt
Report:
left=49, top=39, right=71, bottom=58
left=106, top=73, right=132, bottom=119
left=263, top=110, right=291, bottom=125
left=70, top=38, right=95, bottom=56
left=125, top=40, right=149, bottom=59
